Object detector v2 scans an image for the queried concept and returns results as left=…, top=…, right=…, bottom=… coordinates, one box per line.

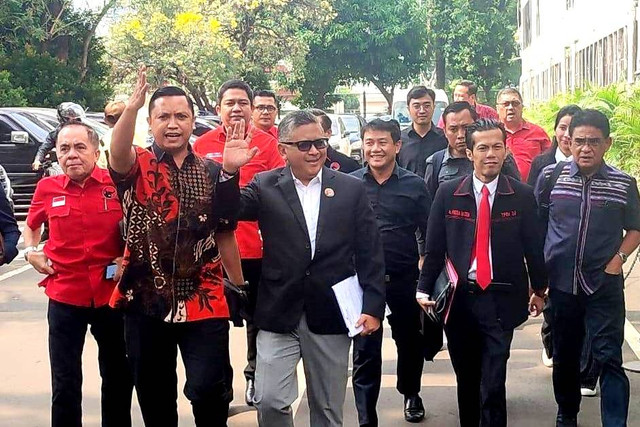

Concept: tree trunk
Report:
left=370, top=79, right=393, bottom=114
left=80, top=0, right=117, bottom=83
left=435, top=46, right=446, bottom=89
left=482, top=86, right=492, bottom=105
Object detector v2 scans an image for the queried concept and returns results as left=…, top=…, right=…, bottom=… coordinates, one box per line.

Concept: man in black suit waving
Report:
left=416, top=119, right=547, bottom=427
left=227, top=110, right=386, bottom=427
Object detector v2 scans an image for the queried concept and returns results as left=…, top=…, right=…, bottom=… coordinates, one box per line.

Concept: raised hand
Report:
left=222, top=119, right=259, bottom=174
left=128, top=65, right=149, bottom=111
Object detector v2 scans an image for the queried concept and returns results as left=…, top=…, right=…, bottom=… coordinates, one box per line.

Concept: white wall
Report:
left=519, top=0, right=637, bottom=101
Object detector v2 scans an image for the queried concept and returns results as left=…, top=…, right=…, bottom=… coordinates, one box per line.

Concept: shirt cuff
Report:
left=416, top=291, right=430, bottom=300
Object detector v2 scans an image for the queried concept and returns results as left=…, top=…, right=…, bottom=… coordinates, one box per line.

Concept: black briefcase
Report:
left=223, top=279, right=251, bottom=327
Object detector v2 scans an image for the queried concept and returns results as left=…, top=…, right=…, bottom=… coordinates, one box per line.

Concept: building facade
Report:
left=518, top=0, right=639, bottom=102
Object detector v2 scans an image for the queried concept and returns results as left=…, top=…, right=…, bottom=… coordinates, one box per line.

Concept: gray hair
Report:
left=56, top=121, right=101, bottom=148
left=496, top=87, right=522, bottom=103
left=278, top=110, right=321, bottom=142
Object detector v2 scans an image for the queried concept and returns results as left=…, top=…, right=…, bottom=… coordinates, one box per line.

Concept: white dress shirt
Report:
left=292, top=168, right=323, bottom=259
left=554, top=147, right=572, bottom=163
left=416, top=173, right=498, bottom=301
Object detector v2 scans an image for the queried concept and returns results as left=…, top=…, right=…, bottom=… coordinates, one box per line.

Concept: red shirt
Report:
left=267, top=126, right=278, bottom=139
left=505, top=121, right=551, bottom=182
left=193, top=126, right=284, bottom=259
left=437, top=103, right=499, bottom=128
left=26, top=167, right=123, bottom=307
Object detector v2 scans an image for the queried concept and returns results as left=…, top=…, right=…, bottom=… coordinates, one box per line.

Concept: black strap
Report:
left=538, top=161, right=566, bottom=224
left=429, top=149, right=446, bottom=197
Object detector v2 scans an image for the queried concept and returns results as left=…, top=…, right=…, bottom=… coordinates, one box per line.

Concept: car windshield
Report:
left=11, top=112, right=54, bottom=141
left=341, top=116, right=360, bottom=132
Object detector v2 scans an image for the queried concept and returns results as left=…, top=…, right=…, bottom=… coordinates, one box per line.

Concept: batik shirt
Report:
left=109, top=144, right=239, bottom=322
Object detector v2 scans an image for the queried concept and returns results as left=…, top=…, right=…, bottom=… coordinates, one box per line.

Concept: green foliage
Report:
left=527, top=83, right=640, bottom=176
left=289, top=0, right=428, bottom=110
left=107, top=0, right=329, bottom=108
left=0, top=70, right=27, bottom=107
left=0, top=0, right=114, bottom=109
left=429, top=0, right=520, bottom=94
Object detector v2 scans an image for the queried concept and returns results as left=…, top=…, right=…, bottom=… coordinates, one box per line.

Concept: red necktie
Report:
left=476, top=185, right=491, bottom=289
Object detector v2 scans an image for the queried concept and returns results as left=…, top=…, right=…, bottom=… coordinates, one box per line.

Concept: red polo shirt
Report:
left=26, top=167, right=123, bottom=307
left=505, top=121, right=551, bottom=182
left=267, top=126, right=278, bottom=139
left=193, top=125, right=284, bottom=259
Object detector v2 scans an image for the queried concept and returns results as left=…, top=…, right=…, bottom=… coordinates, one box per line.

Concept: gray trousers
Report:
left=254, top=314, right=351, bottom=427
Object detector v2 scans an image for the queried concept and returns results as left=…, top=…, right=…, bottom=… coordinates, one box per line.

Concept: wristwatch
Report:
left=617, top=251, right=628, bottom=263
left=23, top=246, right=38, bottom=261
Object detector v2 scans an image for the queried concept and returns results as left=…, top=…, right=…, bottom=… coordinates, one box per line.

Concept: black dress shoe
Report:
left=556, top=414, right=577, bottom=427
left=404, top=394, right=425, bottom=423
left=245, top=378, right=255, bottom=406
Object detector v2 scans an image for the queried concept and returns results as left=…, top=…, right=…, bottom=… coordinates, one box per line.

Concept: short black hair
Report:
left=361, top=119, right=401, bottom=143
left=465, top=119, right=507, bottom=150
left=217, top=79, right=253, bottom=106
left=148, top=86, right=195, bottom=117
left=56, top=121, right=101, bottom=148
left=456, top=80, right=478, bottom=96
left=569, top=109, right=610, bottom=138
left=407, top=86, right=435, bottom=105
left=442, top=101, right=478, bottom=126
left=254, top=89, right=278, bottom=104
left=308, top=108, right=332, bottom=133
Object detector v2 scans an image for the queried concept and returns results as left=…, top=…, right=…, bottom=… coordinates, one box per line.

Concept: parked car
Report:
left=339, top=114, right=366, bottom=164
left=0, top=108, right=55, bottom=219
left=193, top=117, right=220, bottom=137
left=326, top=114, right=351, bottom=157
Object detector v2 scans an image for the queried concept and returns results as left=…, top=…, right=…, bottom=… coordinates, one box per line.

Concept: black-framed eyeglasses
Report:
left=573, top=137, right=604, bottom=147
left=280, top=138, right=328, bottom=152
left=255, top=105, right=277, bottom=113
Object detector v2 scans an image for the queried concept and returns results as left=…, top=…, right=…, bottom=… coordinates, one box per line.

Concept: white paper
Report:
left=332, top=275, right=364, bottom=337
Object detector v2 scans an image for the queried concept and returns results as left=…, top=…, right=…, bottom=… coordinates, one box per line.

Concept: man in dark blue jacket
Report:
left=0, top=185, right=19, bottom=265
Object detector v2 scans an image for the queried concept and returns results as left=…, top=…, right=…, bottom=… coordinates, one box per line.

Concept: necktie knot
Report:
left=481, top=185, right=489, bottom=197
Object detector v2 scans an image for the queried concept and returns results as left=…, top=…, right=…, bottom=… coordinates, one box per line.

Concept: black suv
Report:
left=0, top=109, right=55, bottom=220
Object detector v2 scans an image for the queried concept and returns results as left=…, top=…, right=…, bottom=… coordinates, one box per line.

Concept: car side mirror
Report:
left=10, top=131, right=29, bottom=144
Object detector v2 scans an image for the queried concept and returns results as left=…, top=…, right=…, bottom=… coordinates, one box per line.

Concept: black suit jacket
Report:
left=418, top=174, right=546, bottom=330
left=527, top=148, right=556, bottom=186
left=239, top=166, right=386, bottom=334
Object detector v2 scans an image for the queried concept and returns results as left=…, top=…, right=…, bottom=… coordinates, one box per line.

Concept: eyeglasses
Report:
left=410, top=103, right=434, bottom=111
left=255, top=105, right=277, bottom=113
left=280, top=138, right=328, bottom=152
left=573, top=137, right=604, bottom=147
left=498, top=100, right=522, bottom=108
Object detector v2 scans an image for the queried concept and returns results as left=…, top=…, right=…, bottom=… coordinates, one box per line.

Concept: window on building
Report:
left=522, top=1, right=532, bottom=48
left=536, top=0, right=541, bottom=37
left=566, top=0, right=575, bottom=9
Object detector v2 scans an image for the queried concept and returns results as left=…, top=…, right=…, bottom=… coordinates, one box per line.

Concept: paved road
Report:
left=1, top=250, right=640, bottom=426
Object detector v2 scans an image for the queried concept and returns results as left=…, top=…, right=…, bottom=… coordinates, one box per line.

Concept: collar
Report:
left=554, top=147, right=572, bottom=163
left=569, top=160, right=609, bottom=179
left=62, top=165, right=104, bottom=189
left=408, top=123, right=436, bottom=138
left=506, top=120, right=530, bottom=134
left=151, top=142, right=193, bottom=163
left=364, top=163, right=399, bottom=178
left=472, top=173, right=499, bottom=196
left=292, top=167, right=323, bottom=187
left=444, top=145, right=468, bottom=162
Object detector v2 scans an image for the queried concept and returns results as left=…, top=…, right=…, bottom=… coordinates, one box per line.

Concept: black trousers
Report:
left=445, top=288, right=514, bottom=427
left=241, top=258, right=262, bottom=381
left=47, top=299, right=132, bottom=427
left=541, top=299, right=600, bottom=388
left=549, top=274, right=628, bottom=426
left=124, top=312, right=232, bottom=427
left=352, top=273, right=424, bottom=426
